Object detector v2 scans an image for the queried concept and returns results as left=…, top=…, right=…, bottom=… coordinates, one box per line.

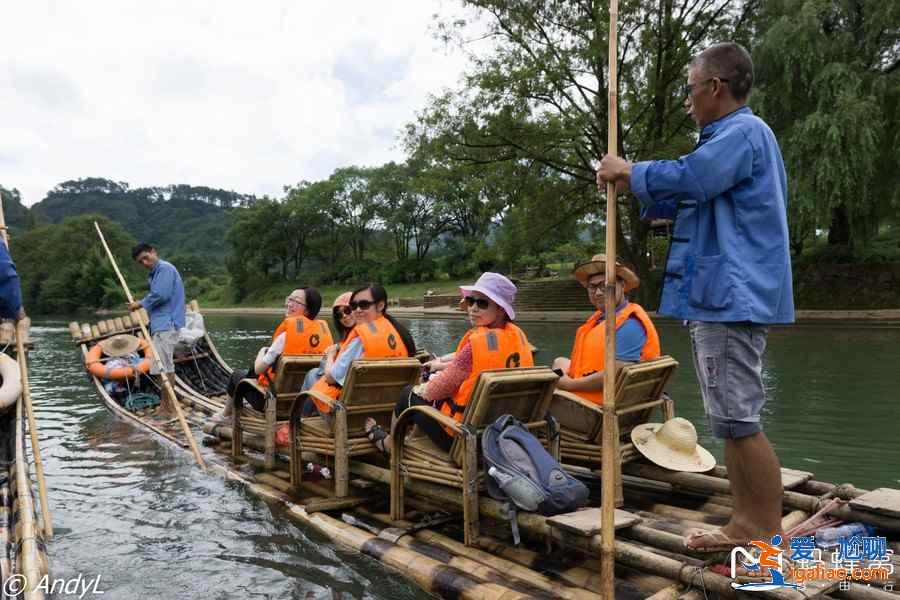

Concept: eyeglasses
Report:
left=349, top=299, right=375, bottom=311
left=463, top=296, right=491, bottom=310
left=335, top=306, right=353, bottom=317
left=682, top=77, right=729, bottom=97
left=587, top=283, right=606, bottom=294
left=284, top=298, right=305, bottom=308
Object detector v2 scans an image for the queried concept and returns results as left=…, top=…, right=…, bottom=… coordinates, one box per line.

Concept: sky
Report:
left=0, top=1, right=474, bottom=206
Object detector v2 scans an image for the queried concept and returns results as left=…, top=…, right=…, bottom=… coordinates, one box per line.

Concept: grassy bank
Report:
left=196, top=278, right=472, bottom=309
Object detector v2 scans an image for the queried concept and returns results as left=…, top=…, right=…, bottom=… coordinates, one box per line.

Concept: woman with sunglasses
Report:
left=365, top=272, right=533, bottom=455
left=307, top=283, right=417, bottom=417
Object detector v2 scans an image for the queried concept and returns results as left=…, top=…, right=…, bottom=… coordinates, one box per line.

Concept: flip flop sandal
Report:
left=365, top=423, right=390, bottom=457
left=684, top=529, right=748, bottom=553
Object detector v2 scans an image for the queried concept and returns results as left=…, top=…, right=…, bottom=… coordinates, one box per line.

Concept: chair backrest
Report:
left=272, top=355, right=324, bottom=399
left=339, top=358, right=423, bottom=433
left=449, top=367, right=558, bottom=462
left=602, top=355, right=678, bottom=441
left=548, top=355, right=679, bottom=443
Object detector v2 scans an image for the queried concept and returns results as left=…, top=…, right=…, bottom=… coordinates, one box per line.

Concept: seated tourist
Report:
left=218, top=287, right=332, bottom=419
left=297, top=292, right=356, bottom=415
left=365, top=272, right=533, bottom=455
left=552, top=254, right=660, bottom=404
left=305, top=283, right=417, bottom=418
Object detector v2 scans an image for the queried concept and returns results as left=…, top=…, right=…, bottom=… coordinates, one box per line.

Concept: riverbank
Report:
left=193, top=305, right=900, bottom=325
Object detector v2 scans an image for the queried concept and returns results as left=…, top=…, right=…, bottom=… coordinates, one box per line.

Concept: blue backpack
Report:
left=482, top=414, right=589, bottom=544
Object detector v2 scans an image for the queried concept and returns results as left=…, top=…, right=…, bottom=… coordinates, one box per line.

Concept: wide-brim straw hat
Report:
left=99, top=334, right=141, bottom=358
left=631, top=417, right=716, bottom=473
left=573, top=254, right=640, bottom=292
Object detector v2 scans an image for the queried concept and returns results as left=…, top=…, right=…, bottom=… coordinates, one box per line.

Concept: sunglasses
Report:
left=335, top=306, right=353, bottom=317
left=463, top=296, right=491, bottom=310
left=349, top=299, right=376, bottom=311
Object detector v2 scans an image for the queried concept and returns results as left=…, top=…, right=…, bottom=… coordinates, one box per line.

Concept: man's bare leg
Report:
left=721, top=432, right=783, bottom=541
left=156, top=373, right=177, bottom=417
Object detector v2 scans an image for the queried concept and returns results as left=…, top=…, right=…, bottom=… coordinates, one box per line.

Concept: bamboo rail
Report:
left=0, top=196, right=53, bottom=540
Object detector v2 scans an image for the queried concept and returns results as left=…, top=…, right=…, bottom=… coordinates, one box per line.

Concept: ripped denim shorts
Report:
left=688, top=321, right=769, bottom=440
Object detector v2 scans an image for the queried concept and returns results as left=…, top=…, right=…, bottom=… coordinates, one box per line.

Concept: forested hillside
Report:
left=29, top=177, right=256, bottom=258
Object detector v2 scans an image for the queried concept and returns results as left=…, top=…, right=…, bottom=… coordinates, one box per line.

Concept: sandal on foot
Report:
left=684, top=529, right=747, bottom=553
left=365, top=423, right=390, bottom=457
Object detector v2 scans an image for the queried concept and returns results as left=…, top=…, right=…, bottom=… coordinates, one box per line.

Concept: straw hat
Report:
left=99, top=334, right=141, bottom=358
left=631, top=417, right=716, bottom=473
left=573, top=254, right=640, bottom=292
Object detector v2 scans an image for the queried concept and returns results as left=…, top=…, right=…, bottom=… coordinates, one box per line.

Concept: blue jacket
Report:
left=631, top=107, right=795, bottom=324
left=0, top=243, right=22, bottom=319
left=141, top=259, right=185, bottom=333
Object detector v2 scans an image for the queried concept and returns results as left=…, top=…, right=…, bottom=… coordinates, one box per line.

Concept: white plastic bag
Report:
left=178, top=310, right=206, bottom=346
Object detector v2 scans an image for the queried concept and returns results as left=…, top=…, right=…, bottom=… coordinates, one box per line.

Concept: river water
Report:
left=27, top=315, right=900, bottom=598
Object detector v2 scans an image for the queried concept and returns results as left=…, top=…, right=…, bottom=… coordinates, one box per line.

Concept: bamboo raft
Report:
left=70, top=306, right=900, bottom=599
left=0, top=322, right=49, bottom=600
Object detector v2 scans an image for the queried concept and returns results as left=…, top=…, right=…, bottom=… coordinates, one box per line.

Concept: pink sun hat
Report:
left=459, top=272, right=518, bottom=320
left=332, top=292, right=352, bottom=308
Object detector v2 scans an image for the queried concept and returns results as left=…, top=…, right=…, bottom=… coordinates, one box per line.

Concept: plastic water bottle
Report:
left=815, top=523, right=873, bottom=548
left=305, top=462, right=332, bottom=481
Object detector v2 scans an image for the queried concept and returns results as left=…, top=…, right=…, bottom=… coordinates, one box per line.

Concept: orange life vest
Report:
left=257, top=316, right=334, bottom=387
left=309, top=316, right=409, bottom=414
left=439, top=323, right=534, bottom=436
left=567, top=302, right=660, bottom=405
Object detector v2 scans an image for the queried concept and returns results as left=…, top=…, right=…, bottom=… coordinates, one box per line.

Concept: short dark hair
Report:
left=691, top=42, right=754, bottom=101
left=131, top=243, right=156, bottom=260
left=300, top=287, right=322, bottom=320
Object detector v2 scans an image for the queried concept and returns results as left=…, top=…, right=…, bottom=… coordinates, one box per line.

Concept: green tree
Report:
left=12, top=215, right=140, bottom=313
left=408, top=0, right=744, bottom=304
left=751, top=0, right=900, bottom=254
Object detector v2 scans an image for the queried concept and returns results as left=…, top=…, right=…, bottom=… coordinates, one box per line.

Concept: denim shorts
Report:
left=688, top=321, right=769, bottom=439
left=150, top=329, right=180, bottom=375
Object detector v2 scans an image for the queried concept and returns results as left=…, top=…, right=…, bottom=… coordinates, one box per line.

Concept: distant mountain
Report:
left=28, top=177, right=257, bottom=258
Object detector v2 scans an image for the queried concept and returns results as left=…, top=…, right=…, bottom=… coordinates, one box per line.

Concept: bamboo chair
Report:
left=390, top=367, right=560, bottom=546
left=290, top=358, right=423, bottom=499
left=232, top=354, right=323, bottom=469
left=547, top=355, right=678, bottom=505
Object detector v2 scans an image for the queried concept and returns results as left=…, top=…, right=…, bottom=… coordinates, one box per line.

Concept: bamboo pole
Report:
left=0, top=197, right=53, bottom=539
left=600, top=0, right=621, bottom=597
left=93, top=222, right=206, bottom=470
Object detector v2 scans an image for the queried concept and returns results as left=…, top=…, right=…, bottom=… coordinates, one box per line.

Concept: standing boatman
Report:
left=128, top=243, right=185, bottom=417
left=0, top=238, right=23, bottom=320
left=598, top=42, right=794, bottom=551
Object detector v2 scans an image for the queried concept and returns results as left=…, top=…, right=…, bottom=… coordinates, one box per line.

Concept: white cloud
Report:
left=0, top=0, right=473, bottom=205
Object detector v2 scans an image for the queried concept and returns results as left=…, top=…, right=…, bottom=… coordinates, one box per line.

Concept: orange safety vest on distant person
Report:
left=257, top=316, right=334, bottom=387
left=439, top=323, right=534, bottom=436
left=567, top=302, right=660, bottom=405
left=309, top=316, right=409, bottom=414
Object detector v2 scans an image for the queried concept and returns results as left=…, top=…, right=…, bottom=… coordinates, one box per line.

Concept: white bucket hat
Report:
left=631, top=417, right=716, bottom=473
left=459, top=272, right=518, bottom=320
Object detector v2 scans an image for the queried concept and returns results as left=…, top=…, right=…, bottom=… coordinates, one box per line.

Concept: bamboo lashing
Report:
left=0, top=196, right=54, bottom=539
left=600, top=0, right=620, bottom=597
left=93, top=222, right=207, bottom=470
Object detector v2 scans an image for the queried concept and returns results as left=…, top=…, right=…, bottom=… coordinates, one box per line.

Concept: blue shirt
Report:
left=141, top=259, right=185, bottom=333
left=0, top=243, right=22, bottom=319
left=631, top=106, right=795, bottom=324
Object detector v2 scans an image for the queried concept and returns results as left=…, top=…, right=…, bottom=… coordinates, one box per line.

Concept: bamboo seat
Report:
left=290, top=358, right=422, bottom=499
left=546, top=355, right=678, bottom=505
left=391, top=367, right=560, bottom=546
left=232, top=354, right=323, bottom=469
